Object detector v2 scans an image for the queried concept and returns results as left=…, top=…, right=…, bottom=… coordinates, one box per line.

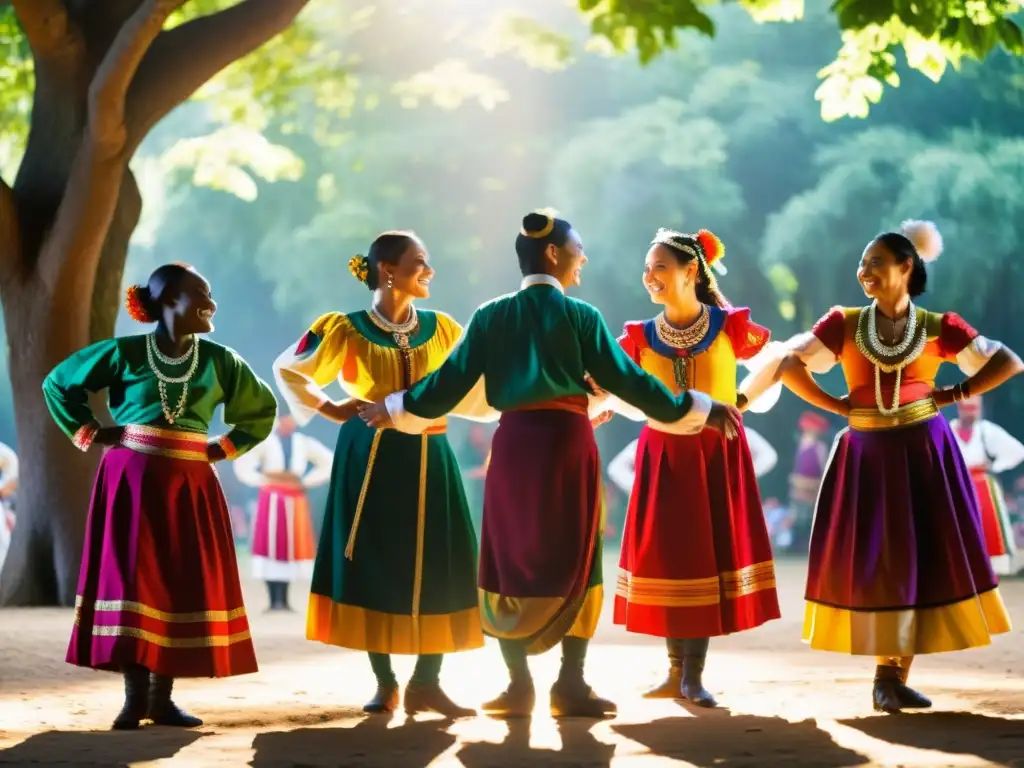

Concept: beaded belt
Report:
left=848, top=399, right=939, bottom=432
left=120, top=424, right=209, bottom=461
left=506, top=395, right=589, bottom=416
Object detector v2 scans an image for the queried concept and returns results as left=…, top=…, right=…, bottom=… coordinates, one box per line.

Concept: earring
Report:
left=387, top=275, right=393, bottom=289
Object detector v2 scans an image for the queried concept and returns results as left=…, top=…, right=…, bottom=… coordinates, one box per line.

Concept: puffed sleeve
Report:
left=723, top=307, right=771, bottom=361
left=274, top=313, right=351, bottom=426
left=937, top=312, right=1003, bottom=376
left=216, top=347, right=277, bottom=461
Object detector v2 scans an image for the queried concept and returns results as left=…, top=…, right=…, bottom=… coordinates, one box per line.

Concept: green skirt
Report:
left=306, top=418, right=483, bottom=655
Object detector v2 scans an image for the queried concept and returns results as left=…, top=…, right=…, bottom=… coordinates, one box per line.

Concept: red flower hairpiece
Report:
left=696, top=229, right=724, bottom=266
left=124, top=284, right=154, bottom=323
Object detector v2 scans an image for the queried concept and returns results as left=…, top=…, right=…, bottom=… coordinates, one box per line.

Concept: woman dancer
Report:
left=747, top=220, right=1019, bottom=712
left=43, top=263, right=276, bottom=729
left=274, top=231, right=494, bottom=717
left=602, top=229, right=781, bottom=707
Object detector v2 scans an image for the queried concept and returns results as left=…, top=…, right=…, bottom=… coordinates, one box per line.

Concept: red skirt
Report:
left=970, top=468, right=1012, bottom=558
left=68, top=427, right=257, bottom=678
left=614, top=425, right=780, bottom=638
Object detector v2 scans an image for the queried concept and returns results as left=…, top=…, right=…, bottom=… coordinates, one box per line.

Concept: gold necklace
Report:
left=655, top=305, right=710, bottom=350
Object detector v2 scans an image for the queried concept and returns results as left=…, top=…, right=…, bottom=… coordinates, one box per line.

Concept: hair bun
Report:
left=521, top=212, right=554, bottom=239
left=124, top=284, right=155, bottom=323
left=348, top=254, right=370, bottom=284
left=900, top=219, right=943, bottom=263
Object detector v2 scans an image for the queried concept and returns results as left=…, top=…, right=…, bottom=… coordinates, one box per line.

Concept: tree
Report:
left=575, top=0, right=1024, bottom=120
left=0, top=0, right=312, bottom=606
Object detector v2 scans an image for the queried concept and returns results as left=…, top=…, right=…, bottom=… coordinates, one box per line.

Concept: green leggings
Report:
left=368, top=653, right=443, bottom=687
left=498, top=636, right=589, bottom=681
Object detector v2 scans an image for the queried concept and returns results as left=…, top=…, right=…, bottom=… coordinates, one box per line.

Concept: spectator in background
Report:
left=787, top=411, right=830, bottom=553
left=0, top=440, right=17, bottom=576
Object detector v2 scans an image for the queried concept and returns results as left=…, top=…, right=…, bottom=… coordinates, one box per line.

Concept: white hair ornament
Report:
left=900, top=219, right=943, bottom=263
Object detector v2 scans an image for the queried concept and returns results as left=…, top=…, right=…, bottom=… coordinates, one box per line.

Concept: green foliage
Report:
left=0, top=4, right=31, bottom=174
left=576, top=0, right=1024, bottom=120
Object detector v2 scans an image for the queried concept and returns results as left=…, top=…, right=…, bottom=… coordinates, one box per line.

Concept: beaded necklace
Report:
left=854, top=301, right=927, bottom=416
left=654, top=305, right=711, bottom=390
left=145, top=333, right=200, bottom=424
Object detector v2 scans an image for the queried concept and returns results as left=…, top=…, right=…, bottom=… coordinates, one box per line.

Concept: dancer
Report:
left=787, top=411, right=830, bottom=553
left=951, top=395, right=1024, bottom=576
left=601, top=228, right=781, bottom=707
left=745, top=220, right=1019, bottom=713
left=233, top=414, right=333, bottom=611
left=0, top=440, right=17, bottom=575
left=608, top=424, right=775, bottom=496
left=42, top=263, right=276, bottom=730
left=274, top=231, right=495, bottom=717
left=361, top=212, right=742, bottom=718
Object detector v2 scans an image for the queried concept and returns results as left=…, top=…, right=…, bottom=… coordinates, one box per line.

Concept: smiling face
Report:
left=858, top=239, right=912, bottom=302
left=163, top=269, right=217, bottom=335
left=380, top=238, right=434, bottom=300
left=643, top=244, right=697, bottom=307
left=547, top=228, right=587, bottom=288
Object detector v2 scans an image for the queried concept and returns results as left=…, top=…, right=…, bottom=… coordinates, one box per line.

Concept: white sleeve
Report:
left=0, top=442, right=18, bottom=486
left=299, top=435, right=334, bottom=488
left=232, top=443, right=265, bottom=487
left=449, top=376, right=500, bottom=423
left=385, top=391, right=437, bottom=435
left=738, top=332, right=838, bottom=409
left=607, top=440, right=638, bottom=494
left=956, top=336, right=1003, bottom=377
left=645, top=391, right=712, bottom=435
left=744, top=427, right=778, bottom=477
left=982, top=421, right=1024, bottom=474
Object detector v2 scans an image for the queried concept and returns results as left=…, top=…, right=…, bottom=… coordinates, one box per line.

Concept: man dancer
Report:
left=951, top=395, right=1024, bottom=576
left=360, top=212, right=740, bottom=718
left=233, top=414, right=333, bottom=610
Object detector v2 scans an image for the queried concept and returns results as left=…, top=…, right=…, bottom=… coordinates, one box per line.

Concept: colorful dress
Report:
left=797, top=307, right=1011, bottom=656
left=951, top=417, right=1024, bottom=576
left=611, top=308, right=781, bottom=639
left=42, top=335, right=276, bottom=678
left=386, top=275, right=710, bottom=655
left=233, top=430, right=333, bottom=582
left=274, top=309, right=493, bottom=655
left=0, top=440, right=17, bottom=575
left=788, top=427, right=829, bottom=552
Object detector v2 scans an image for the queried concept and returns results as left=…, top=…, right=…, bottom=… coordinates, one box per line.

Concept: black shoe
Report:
left=112, top=665, right=150, bottom=730
left=895, top=682, right=932, bottom=709
left=147, top=674, right=203, bottom=727
left=404, top=682, right=476, bottom=718
left=682, top=655, right=717, bottom=708
left=642, top=666, right=682, bottom=699
left=482, top=680, right=536, bottom=719
left=550, top=677, right=617, bottom=719
left=872, top=666, right=903, bottom=714
left=363, top=684, right=399, bottom=714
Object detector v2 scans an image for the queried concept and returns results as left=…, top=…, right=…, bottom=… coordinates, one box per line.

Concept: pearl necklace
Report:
left=854, top=305, right=927, bottom=416
left=368, top=304, right=419, bottom=349
left=145, top=334, right=200, bottom=424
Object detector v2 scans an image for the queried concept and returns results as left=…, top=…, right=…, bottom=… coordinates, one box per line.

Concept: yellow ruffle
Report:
left=306, top=594, right=484, bottom=655
left=802, top=588, right=1012, bottom=656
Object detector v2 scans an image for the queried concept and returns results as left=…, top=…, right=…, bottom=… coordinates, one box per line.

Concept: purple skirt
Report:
left=805, top=415, right=1011, bottom=655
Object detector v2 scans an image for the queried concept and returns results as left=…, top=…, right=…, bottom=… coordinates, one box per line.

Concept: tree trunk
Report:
left=0, top=175, right=139, bottom=607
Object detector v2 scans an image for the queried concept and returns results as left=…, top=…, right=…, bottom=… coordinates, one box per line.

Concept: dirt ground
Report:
left=0, top=557, right=1021, bottom=767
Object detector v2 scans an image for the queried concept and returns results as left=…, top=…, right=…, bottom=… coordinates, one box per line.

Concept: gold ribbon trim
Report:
left=848, top=398, right=938, bottom=432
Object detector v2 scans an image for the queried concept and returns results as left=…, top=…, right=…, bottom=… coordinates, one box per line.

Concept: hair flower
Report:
left=348, top=254, right=370, bottom=284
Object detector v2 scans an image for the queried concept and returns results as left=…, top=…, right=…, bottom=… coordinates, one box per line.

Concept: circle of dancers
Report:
left=35, top=212, right=1021, bottom=729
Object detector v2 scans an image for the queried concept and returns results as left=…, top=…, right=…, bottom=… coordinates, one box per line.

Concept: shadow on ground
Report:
left=840, top=711, right=1024, bottom=767
left=0, top=729, right=202, bottom=766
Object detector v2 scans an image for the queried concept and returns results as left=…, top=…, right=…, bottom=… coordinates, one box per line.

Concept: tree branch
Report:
left=37, top=0, right=185, bottom=302
left=11, top=0, right=80, bottom=58
left=0, top=176, right=17, bottom=281
left=125, top=0, right=311, bottom=152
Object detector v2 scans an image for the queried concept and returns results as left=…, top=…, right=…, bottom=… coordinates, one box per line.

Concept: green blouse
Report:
left=42, top=335, right=277, bottom=459
left=401, top=280, right=696, bottom=422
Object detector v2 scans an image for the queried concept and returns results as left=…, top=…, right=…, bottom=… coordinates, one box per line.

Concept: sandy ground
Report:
left=0, top=557, right=1021, bottom=767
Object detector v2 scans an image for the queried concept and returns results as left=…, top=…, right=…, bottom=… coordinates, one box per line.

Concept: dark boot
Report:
left=872, top=664, right=903, bottom=714
left=278, top=582, right=293, bottom=612
left=894, top=662, right=931, bottom=709
left=147, top=674, right=203, bottom=727
left=681, top=638, right=717, bottom=708
left=550, top=637, right=616, bottom=719
left=363, top=685, right=400, bottom=714
left=112, top=664, right=151, bottom=730
left=643, top=638, right=683, bottom=699
left=404, top=683, right=476, bottom=718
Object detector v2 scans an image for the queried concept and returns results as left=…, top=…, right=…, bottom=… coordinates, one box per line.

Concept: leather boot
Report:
left=363, top=684, right=400, bottom=714
left=482, top=679, right=536, bottom=719
left=681, top=639, right=717, bottom=708
left=404, top=682, right=476, bottom=718
left=894, top=664, right=931, bottom=709
left=643, top=665, right=683, bottom=699
left=872, top=664, right=903, bottom=714
left=112, top=664, right=150, bottom=730
left=147, top=674, right=203, bottom=727
left=550, top=669, right=617, bottom=719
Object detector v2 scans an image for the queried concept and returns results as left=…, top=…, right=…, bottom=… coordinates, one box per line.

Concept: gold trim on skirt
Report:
left=847, top=399, right=939, bottom=432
